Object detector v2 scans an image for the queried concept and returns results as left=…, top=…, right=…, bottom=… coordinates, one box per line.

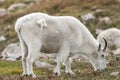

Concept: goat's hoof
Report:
left=66, top=73, right=71, bottom=76
left=66, top=72, right=75, bottom=76
left=54, top=72, right=58, bottom=76
left=22, top=74, right=28, bottom=77
left=54, top=72, right=60, bottom=76
left=29, top=74, right=36, bottom=78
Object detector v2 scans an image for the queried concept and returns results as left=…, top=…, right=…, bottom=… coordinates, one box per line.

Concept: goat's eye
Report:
left=101, top=54, right=104, bottom=57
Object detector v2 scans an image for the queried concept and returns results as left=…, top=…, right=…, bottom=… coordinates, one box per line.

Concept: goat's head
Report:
left=90, top=38, right=107, bottom=71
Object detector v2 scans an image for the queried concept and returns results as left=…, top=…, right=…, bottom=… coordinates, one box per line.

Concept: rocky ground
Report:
left=0, top=0, right=120, bottom=80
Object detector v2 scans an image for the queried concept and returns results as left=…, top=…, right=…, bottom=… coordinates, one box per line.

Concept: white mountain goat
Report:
left=15, top=12, right=107, bottom=78
left=97, top=28, right=120, bottom=58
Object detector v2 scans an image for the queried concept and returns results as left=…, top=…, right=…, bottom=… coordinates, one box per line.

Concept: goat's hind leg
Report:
left=20, top=39, right=28, bottom=77
left=26, top=43, right=41, bottom=78
left=21, top=47, right=28, bottom=77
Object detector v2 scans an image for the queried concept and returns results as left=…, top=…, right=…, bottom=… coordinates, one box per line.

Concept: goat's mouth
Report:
left=97, top=65, right=106, bottom=71
left=98, top=67, right=106, bottom=71
left=94, top=67, right=106, bottom=71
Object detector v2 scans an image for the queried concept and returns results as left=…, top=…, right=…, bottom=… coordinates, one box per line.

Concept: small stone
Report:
left=35, top=61, right=54, bottom=68
left=0, top=8, right=8, bottom=17
left=95, top=9, right=104, bottom=13
left=99, top=16, right=112, bottom=24
left=8, top=3, right=27, bottom=12
left=81, top=12, right=96, bottom=23
left=0, top=35, right=6, bottom=42
left=110, top=71, right=119, bottom=76
left=116, top=0, right=120, bottom=3
left=95, top=28, right=103, bottom=35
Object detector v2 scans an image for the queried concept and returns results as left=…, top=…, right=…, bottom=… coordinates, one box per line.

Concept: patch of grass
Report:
left=0, top=60, right=22, bottom=76
left=0, top=60, right=120, bottom=80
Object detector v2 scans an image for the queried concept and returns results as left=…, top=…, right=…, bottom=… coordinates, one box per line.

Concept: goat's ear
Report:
left=98, top=44, right=101, bottom=52
left=37, top=19, right=47, bottom=30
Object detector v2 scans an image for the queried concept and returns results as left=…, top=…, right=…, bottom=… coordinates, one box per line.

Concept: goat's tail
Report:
left=15, top=21, right=28, bottom=56
left=15, top=21, right=24, bottom=44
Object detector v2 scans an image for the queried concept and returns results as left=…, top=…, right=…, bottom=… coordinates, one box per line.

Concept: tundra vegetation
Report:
left=0, top=0, right=120, bottom=80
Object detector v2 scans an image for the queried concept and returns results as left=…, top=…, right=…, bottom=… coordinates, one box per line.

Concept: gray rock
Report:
left=81, top=12, right=96, bottom=23
left=71, top=54, right=88, bottom=62
left=39, top=53, right=56, bottom=59
left=99, top=16, right=112, bottom=24
left=110, top=71, right=119, bottom=76
left=116, top=0, right=120, bottom=3
left=95, top=9, right=104, bottom=13
left=95, top=28, right=103, bottom=35
left=1, top=43, right=22, bottom=61
left=8, top=3, right=27, bottom=12
left=1, top=43, right=56, bottom=61
left=0, top=35, right=6, bottom=42
left=112, top=48, right=120, bottom=55
left=35, top=61, right=54, bottom=68
left=0, top=0, right=5, bottom=4
left=0, top=8, right=8, bottom=17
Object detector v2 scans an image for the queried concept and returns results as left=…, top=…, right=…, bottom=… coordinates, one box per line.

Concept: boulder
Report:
left=1, top=43, right=22, bottom=61
left=0, top=43, right=56, bottom=61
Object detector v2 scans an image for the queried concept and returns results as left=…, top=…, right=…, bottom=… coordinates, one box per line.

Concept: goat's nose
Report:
left=0, top=55, right=3, bottom=59
left=116, top=56, right=120, bottom=61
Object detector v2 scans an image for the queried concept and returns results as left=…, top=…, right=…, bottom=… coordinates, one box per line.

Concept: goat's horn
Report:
left=103, top=38, right=107, bottom=52
left=98, top=44, right=101, bottom=51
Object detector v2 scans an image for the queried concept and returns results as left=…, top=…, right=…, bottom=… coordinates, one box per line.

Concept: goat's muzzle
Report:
left=0, top=55, right=3, bottom=59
